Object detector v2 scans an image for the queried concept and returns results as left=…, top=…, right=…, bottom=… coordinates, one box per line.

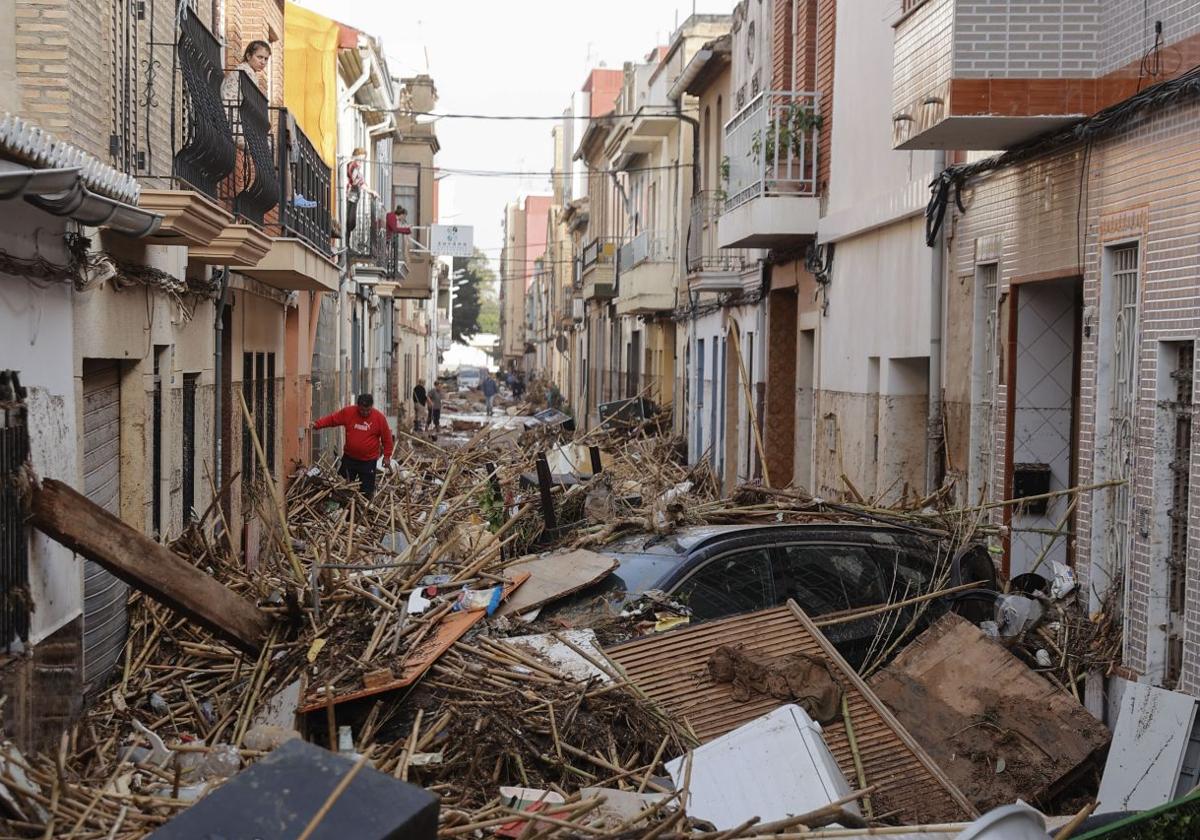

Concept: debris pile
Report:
left=0, top=413, right=1162, bottom=838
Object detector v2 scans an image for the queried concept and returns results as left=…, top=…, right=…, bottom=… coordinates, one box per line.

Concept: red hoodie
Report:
left=314, top=406, right=394, bottom=462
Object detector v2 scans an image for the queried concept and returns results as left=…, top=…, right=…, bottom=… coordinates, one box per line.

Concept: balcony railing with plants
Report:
left=273, top=109, right=332, bottom=256
left=173, top=9, right=236, bottom=201
left=687, top=191, right=751, bottom=273
left=617, top=230, right=674, bottom=274
left=723, top=90, right=820, bottom=213
left=223, top=72, right=279, bottom=225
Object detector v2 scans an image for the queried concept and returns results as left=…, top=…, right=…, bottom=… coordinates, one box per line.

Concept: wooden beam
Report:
left=29, top=478, right=272, bottom=654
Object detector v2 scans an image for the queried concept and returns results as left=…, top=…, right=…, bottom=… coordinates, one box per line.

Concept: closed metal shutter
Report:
left=81, top=360, right=128, bottom=693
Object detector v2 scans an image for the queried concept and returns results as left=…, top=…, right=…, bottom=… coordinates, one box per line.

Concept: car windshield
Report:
left=543, top=551, right=682, bottom=623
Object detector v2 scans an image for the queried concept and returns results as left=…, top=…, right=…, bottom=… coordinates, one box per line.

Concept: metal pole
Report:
left=926, top=150, right=947, bottom=494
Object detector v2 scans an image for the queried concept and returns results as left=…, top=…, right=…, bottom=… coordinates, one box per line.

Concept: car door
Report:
left=669, top=547, right=775, bottom=621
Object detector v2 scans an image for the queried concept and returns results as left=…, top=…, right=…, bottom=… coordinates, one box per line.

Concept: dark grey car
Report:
left=546, top=523, right=998, bottom=665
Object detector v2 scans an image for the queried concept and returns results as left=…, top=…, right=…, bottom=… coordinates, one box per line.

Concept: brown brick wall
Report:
left=949, top=98, right=1200, bottom=694
left=771, top=0, right=793, bottom=91
left=815, top=0, right=836, bottom=192
left=13, top=0, right=218, bottom=184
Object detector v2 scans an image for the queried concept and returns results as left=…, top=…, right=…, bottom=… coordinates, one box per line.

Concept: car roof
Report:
left=608, top=521, right=918, bottom=556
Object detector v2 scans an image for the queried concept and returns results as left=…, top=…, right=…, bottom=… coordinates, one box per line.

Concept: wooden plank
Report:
left=494, top=549, right=619, bottom=618
left=868, top=612, right=1110, bottom=812
left=29, top=478, right=272, bottom=654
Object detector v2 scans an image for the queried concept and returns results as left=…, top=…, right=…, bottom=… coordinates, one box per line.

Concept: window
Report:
left=182, top=373, right=198, bottom=521
left=673, top=548, right=773, bottom=620
left=0, top=371, right=30, bottom=650
left=773, top=544, right=888, bottom=616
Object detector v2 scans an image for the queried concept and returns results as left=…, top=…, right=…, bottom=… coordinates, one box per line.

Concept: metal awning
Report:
left=0, top=161, right=162, bottom=238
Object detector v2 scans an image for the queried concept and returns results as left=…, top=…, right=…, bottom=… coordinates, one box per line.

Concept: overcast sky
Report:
left=297, top=0, right=734, bottom=270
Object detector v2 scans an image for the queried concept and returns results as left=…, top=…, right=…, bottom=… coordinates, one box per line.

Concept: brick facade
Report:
left=949, top=94, right=1200, bottom=695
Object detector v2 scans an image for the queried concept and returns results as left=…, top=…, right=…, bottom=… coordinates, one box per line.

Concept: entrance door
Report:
left=81, top=360, right=128, bottom=693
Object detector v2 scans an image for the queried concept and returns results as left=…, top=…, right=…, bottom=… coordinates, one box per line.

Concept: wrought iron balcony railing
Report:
left=687, top=191, right=751, bottom=273
left=723, top=90, right=820, bottom=213
left=274, top=109, right=332, bottom=256
left=173, top=10, right=236, bottom=201
left=344, top=160, right=395, bottom=274
left=224, top=72, right=279, bottom=225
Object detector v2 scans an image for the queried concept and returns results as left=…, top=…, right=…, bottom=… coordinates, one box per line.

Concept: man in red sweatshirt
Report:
left=311, top=393, right=394, bottom=499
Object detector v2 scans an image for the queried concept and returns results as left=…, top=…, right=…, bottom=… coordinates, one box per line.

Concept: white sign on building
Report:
left=429, top=224, right=474, bottom=258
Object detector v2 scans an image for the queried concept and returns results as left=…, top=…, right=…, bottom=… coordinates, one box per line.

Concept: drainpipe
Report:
left=925, top=150, right=947, bottom=494
left=213, top=267, right=231, bottom=490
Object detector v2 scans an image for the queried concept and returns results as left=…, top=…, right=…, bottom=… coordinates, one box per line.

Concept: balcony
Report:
left=890, top=0, right=1107, bottom=150
left=346, top=160, right=396, bottom=279
left=615, top=230, right=675, bottom=316
left=140, top=11, right=236, bottom=248
left=580, top=237, right=617, bottom=300
left=687, top=191, right=753, bottom=293
left=720, top=91, right=821, bottom=249
left=231, top=109, right=338, bottom=292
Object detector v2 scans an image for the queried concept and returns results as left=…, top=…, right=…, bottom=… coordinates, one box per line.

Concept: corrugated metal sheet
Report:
left=605, top=603, right=976, bottom=825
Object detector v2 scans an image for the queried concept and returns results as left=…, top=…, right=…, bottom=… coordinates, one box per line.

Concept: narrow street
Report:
left=2, top=1, right=1200, bottom=838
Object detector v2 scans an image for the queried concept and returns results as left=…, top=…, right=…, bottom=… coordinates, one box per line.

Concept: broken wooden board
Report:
left=297, top=572, right=530, bottom=712
left=606, top=601, right=976, bottom=825
left=493, top=549, right=618, bottom=618
left=868, top=612, right=1110, bottom=812
left=30, top=478, right=271, bottom=654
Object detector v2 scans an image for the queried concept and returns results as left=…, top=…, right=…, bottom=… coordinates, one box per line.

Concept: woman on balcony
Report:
left=346, top=147, right=367, bottom=235
left=221, top=41, right=271, bottom=104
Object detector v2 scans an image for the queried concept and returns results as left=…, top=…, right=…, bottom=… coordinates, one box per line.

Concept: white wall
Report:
left=820, top=217, right=931, bottom=394
left=820, top=0, right=938, bottom=243
left=0, top=207, right=81, bottom=643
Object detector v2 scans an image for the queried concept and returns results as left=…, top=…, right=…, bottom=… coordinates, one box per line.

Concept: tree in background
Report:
left=452, top=249, right=497, bottom=343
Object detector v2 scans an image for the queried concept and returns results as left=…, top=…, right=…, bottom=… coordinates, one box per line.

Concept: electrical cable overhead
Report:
left=409, top=108, right=698, bottom=121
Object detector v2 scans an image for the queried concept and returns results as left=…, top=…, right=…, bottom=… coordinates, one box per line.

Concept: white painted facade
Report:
left=812, top=2, right=940, bottom=502
left=0, top=208, right=81, bottom=644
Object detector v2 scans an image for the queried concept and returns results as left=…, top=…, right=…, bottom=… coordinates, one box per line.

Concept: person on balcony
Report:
left=386, top=205, right=410, bottom=268
left=221, top=40, right=271, bottom=108
left=310, top=393, right=394, bottom=500
left=346, top=147, right=368, bottom=235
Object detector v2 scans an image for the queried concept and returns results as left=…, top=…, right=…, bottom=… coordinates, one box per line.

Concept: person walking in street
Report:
left=311, top=394, right=393, bottom=499
left=482, top=372, right=498, bottom=417
left=428, top=382, right=443, bottom=431
left=412, top=379, right=428, bottom=431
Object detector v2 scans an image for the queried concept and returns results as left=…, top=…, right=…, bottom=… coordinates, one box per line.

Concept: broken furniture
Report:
left=147, top=739, right=439, bottom=839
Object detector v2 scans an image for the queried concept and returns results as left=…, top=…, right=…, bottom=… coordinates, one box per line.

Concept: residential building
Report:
left=889, top=1, right=1200, bottom=700
left=0, top=0, right=433, bottom=750
left=498, top=195, right=551, bottom=372
left=809, top=0, right=938, bottom=504
left=1, top=0, right=343, bottom=747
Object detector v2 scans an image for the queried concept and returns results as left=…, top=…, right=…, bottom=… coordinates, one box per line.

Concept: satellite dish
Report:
left=555, top=334, right=568, bottom=354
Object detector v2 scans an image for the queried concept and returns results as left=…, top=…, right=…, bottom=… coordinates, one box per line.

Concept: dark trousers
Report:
left=338, top=455, right=377, bottom=498
left=430, top=408, right=441, bottom=429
